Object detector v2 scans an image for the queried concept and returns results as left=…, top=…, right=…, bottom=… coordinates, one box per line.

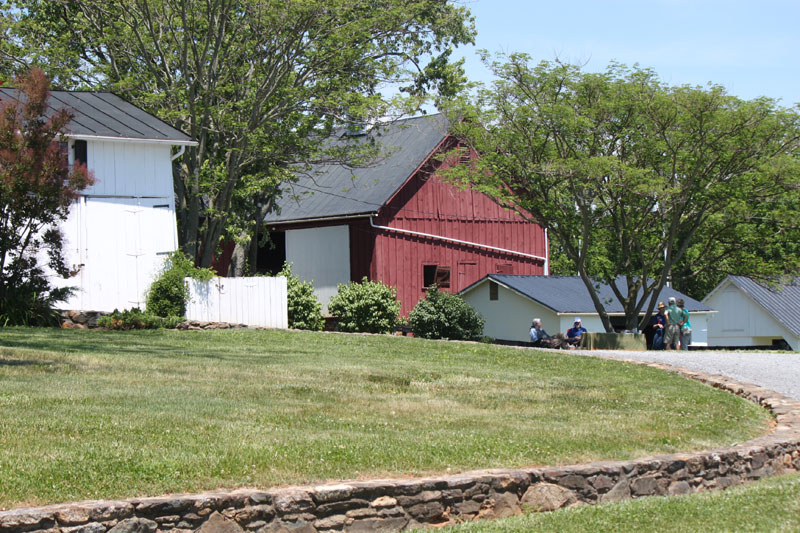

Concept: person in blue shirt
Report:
left=529, top=318, right=569, bottom=349
left=566, top=317, right=587, bottom=346
left=651, top=302, right=667, bottom=350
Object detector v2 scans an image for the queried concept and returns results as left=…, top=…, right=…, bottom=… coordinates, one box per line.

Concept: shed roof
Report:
left=0, top=89, right=195, bottom=144
left=264, top=113, right=449, bottom=224
left=713, top=276, right=800, bottom=337
left=462, top=274, right=713, bottom=314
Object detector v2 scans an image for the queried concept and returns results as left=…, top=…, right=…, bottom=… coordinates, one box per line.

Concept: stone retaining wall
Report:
left=2, top=360, right=799, bottom=533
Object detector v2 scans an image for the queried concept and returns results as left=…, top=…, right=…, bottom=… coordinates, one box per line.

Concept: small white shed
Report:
left=461, top=274, right=714, bottom=346
left=0, top=90, right=197, bottom=312
left=703, top=276, right=800, bottom=350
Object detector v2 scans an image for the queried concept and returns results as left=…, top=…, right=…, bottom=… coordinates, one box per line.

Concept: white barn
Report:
left=0, top=89, right=196, bottom=312
left=704, top=276, right=800, bottom=350
left=461, top=274, right=714, bottom=347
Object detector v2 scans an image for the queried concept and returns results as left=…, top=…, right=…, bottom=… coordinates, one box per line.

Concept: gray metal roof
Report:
left=0, top=89, right=194, bottom=144
left=725, top=276, right=800, bottom=337
left=463, top=274, right=713, bottom=314
left=264, top=113, right=449, bottom=224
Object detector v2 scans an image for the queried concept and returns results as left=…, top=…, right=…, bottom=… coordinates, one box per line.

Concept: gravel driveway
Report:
left=572, top=348, right=800, bottom=402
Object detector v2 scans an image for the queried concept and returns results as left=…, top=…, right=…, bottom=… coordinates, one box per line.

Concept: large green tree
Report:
left=445, top=55, right=800, bottom=332
left=1, top=0, right=474, bottom=272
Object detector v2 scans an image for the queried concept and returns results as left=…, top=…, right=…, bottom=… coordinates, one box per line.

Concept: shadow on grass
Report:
left=0, top=328, right=313, bottom=365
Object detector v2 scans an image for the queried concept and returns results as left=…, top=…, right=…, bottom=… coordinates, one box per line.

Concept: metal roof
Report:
left=723, top=276, right=800, bottom=337
left=264, top=113, right=449, bottom=224
left=462, top=274, right=713, bottom=314
left=0, top=89, right=195, bottom=144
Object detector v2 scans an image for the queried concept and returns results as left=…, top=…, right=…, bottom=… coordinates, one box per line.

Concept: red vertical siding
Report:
left=370, top=141, right=547, bottom=316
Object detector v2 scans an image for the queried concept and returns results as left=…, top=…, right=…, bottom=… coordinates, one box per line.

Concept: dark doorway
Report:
left=256, top=230, right=286, bottom=274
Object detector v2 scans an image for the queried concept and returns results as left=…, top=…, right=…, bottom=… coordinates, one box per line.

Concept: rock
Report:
left=631, top=476, right=660, bottom=496
left=599, top=479, right=631, bottom=503
left=273, top=490, right=315, bottom=514
left=667, top=481, right=691, bottom=495
left=369, top=496, right=396, bottom=508
left=521, top=483, right=576, bottom=512
left=107, top=518, right=157, bottom=533
left=197, top=512, right=244, bottom=533
left=406, top=501, right=444, bottom=522
left=490, top=492, right=521, bottom=518
left=62, top=523, right=107, bottom=533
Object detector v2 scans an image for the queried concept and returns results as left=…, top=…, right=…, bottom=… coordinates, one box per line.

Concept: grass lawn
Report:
left=0, top=327, right=772, bottom=509
left=444, top=473, right=800, bottom=532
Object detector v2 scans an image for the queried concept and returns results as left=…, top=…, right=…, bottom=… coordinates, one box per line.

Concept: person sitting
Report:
left=530, top=318, right=570, bottom=349
left=566, top=317, right=587, bottom=346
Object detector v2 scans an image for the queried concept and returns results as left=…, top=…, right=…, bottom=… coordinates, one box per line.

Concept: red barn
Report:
left=261, top=114, right=548, bottom=316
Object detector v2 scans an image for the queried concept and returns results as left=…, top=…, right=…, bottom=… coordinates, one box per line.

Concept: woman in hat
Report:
left=651, top=302, right=667, bottom=350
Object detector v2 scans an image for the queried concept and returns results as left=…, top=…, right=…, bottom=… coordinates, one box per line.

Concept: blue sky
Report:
left=454, top=0, right=799, bottom=107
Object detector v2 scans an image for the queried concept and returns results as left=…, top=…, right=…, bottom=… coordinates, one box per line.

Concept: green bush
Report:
left=279, top=263, right=324, bottom=331
left=409, top=286, right=485, bottom=340
left=97, top=308, right=181, bottom=330
left=146, top=252, right=215, bottom=318
left=328, top=277, right=401, bottom=334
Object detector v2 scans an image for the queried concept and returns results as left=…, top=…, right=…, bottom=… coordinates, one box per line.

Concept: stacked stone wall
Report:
left=2, top=361, right=799, bottom=533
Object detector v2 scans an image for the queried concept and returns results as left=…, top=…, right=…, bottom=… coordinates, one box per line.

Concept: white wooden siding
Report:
left=706, top=283, right=799, bottom=349
left=185, top=277, right=288, bottom=328
left=286, top=225, right=350, bottom=314
left=52, top=138, right=179, bottom=312
left=77, top=140, right=174, bottom=199
left=55, top=197, right=178, bottom=312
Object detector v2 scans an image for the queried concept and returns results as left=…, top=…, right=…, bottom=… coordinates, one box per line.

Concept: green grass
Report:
left=0, top=327, right=772, bottom=509
left=445, top=473, right=800, bottom=532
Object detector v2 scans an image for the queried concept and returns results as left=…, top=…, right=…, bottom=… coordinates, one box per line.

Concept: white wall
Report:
left=706, top=283, right=799, bottom=349
left=286, top=225, right=350, bottom=314
left=51, top=139, right=179, bottom=312
left=462, top=281, right=558, bottom=342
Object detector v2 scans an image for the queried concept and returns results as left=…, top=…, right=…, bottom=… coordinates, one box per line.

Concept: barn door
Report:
left=78, top=197, right=177, bottom=311
left=457, top=261, right=478, bottom=292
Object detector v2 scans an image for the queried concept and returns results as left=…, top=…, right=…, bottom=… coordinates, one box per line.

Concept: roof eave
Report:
left=67, top=133, right=197, bottom=146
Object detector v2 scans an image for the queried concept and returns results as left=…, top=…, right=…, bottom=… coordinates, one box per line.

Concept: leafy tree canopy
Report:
left=0, top=0, right=475, bottom=271
left=444, top=54, right=800, bottom=331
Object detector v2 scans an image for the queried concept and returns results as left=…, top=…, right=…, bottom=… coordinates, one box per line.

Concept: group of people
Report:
left=651, top=297, right=692, bottom=350
left=529, top=317, right=587, bottom=349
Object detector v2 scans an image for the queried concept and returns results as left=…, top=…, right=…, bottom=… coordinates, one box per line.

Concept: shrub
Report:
left=279, top=263, right=324, bottom=331
left=146, top=252, right=215, bottom=318
left=0, top=256, right=69, bottom=327
left=409, top=286, right=485, bottom=340
left=328, top=277, right=401, bottom=334
left=97, top=308, right=181, bottom=330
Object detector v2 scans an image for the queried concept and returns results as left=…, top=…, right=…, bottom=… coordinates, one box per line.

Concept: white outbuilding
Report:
left=703, top=275, right=800, bottom=350
left=460, top=274, right=714, bottom=347
left=0, top=89, right=197, bottom=312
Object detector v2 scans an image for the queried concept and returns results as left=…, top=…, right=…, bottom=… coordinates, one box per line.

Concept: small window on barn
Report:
left=423, top=264, right=450, bottom=289
left=489, top=281, right=499, bottom=301
left=496, top=263, right=514, bottom=274
left=73, top=140, right=87, bottom=166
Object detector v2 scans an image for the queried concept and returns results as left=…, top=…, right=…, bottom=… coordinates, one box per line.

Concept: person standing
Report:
left=651, top=302, right=667, bottom=350
left=677, top=298, right=692, bottom=350
left=664, top=297, right=684, bottom=350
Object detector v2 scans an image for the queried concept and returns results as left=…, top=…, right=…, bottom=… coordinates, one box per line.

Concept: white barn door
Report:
left=59, top=197, right=178, bottom=312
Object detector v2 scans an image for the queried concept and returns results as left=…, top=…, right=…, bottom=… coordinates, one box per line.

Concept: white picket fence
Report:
left=185, top=276, right=288, bottom=328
